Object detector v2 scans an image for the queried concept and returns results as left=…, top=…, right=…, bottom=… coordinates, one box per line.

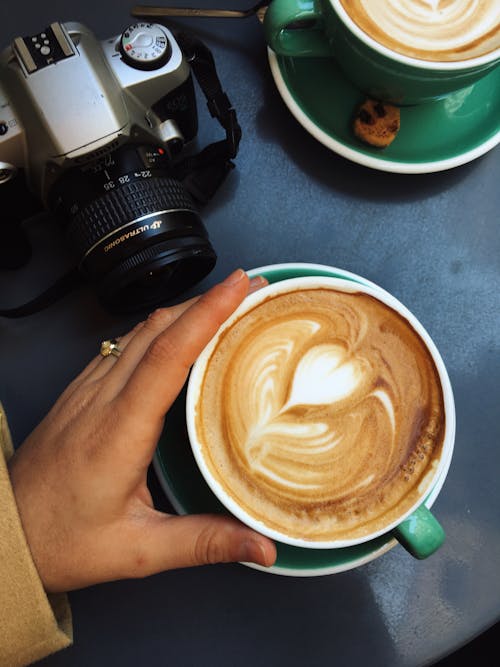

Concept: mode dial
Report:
left=119, top=23, right=171, bottom=71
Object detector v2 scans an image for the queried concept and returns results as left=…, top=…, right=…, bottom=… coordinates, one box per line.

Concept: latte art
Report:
left=340, top=0, right=500, bottom=61
left=236, top=332, right=385, bottom=497
left=195, top=288, right=445, bottom=542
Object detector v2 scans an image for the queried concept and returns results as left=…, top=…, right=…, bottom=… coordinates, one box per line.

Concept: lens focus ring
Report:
left=67, top=176, right=198, bottom=256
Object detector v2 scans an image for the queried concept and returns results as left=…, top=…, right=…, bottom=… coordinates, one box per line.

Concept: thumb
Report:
left=131, top=513, right=277, bottom=575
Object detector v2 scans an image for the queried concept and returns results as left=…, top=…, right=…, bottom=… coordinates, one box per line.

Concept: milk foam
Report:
left=284, top=343, right=366, bottom=409
left=341, top=0, right=500, bottom=61
left=196, top=288, right=445, bottom=542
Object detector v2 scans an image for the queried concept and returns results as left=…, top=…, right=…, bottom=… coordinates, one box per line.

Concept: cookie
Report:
left=353, top=99, right=401, bottom=148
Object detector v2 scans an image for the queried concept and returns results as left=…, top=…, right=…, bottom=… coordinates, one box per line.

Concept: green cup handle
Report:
left=392, top=504, right=445, bottom=560
left=263, top=0, right=331, bottom=57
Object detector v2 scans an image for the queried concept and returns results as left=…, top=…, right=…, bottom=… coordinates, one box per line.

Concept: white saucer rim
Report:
left=268, top=48, right=500, bottom=174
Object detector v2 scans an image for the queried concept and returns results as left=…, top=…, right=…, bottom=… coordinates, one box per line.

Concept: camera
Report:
left=0, top=21, right=238, bottom=314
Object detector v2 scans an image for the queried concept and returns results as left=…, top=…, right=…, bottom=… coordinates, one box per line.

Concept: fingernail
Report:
left=223, top=268, right=246, bottom=286
left=240, top=539, right=274, bottom=567
left=248, top=275, right=268, bottom=292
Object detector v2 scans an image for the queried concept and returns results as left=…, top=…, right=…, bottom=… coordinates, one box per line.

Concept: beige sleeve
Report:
left=0, top=404, right=73, bottom=667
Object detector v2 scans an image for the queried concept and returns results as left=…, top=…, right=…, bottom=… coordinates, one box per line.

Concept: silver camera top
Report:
left=0, top=21, right=191, bottom=201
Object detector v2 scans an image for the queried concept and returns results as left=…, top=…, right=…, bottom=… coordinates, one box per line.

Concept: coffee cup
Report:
left=186, top=270, right=455, bottom=559
left=264, top=0, right=500, bottom=104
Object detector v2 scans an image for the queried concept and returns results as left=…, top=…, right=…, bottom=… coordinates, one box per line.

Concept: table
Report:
left=0, top=1, right=498, bottom=665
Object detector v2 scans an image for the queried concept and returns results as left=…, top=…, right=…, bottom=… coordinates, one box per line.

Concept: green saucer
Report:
left=268, top=50, right=500, bottom=174
left=154, top=263, right=446, bottom=576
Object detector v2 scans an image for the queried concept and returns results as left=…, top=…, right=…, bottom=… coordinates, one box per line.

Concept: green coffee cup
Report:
left=187, top=264, right=456, bottom=560
left=264, top=0, right=500, bottom=104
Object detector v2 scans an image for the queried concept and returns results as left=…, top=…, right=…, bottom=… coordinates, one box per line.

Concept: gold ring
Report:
left=100, top=338, right=122, bottom=358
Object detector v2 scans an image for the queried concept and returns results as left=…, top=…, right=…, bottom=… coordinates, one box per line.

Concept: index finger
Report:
left=118, top=269, right=250, bottom=421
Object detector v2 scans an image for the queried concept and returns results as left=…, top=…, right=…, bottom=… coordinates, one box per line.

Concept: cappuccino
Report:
left=339, top=0, right=500, bottom=62
left=193, top=285, right=445, bottom=543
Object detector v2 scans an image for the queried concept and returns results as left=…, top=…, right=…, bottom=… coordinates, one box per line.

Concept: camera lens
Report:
left=49, top=145, right=216, bottom=313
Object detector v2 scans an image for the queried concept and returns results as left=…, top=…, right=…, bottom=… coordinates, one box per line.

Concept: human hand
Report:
left=8, top=269, right=277, bottom=593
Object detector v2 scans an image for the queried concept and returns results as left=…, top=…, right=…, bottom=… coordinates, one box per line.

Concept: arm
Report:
left=0, top=406, right=72, bottom=667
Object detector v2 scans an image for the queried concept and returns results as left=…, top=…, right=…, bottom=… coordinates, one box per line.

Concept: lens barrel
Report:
left=50, top=145, right=216, bottom=313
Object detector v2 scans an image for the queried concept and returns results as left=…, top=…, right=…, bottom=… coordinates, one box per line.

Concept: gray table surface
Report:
left=0, top=1, right=499, bottom=666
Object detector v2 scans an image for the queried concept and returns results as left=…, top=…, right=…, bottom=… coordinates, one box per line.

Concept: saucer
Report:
left=154, top=263, right=449, bottom=576
left=268, top=49, right=500, bottom=174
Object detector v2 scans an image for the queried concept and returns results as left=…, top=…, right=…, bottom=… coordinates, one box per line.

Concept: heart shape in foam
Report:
left=284, top=343, right=367, bottom=410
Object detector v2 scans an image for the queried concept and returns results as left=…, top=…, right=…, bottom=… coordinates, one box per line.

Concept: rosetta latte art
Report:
left=239, top=327, right=395, bottom=498
left=340, top=0, right=500, bottom=61
left=196, top=289, right=445, bottom=541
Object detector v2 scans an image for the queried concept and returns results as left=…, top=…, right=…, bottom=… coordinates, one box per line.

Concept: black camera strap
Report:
left=0, top=32, right=241, bottom=318
left=174, top=31, right=242, bottom=205
left=0, top=268, right=83, bottom=318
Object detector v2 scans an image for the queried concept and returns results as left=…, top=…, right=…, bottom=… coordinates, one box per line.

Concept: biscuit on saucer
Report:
left=353, top=99, right=401, bottom=148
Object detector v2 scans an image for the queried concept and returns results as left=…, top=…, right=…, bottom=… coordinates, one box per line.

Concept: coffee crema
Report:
left=339, top=0, right=500, bottom=62
left=195, top=288, right=445, bottom=542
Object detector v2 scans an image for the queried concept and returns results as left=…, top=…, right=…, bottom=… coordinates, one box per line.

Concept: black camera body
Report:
left=0, top=21, right=227, bottom=313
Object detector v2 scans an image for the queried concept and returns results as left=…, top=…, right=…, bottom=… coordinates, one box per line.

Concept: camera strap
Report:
left=0, top=268, right=83, bottom=318
left=0, top=32, right=241, bottom=318
left=174, top=31, right=242, bottom=205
